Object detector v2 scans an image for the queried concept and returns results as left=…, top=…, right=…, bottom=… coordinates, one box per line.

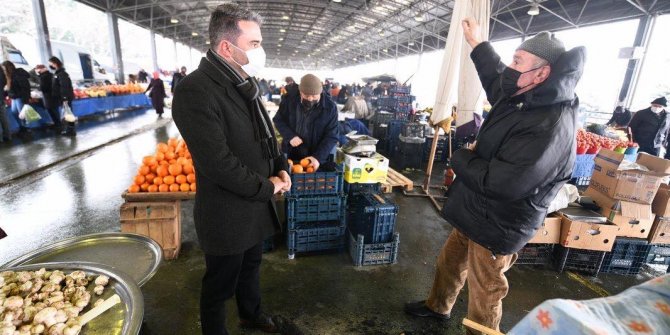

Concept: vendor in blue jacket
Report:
left=273, top=74, right=339, bottom=170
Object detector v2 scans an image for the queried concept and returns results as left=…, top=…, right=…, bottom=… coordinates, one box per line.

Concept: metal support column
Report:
left=31, top=0, right=52, bottom=65
left=619, top=15, right=655, bottom=106
left=107, top=12, right=124, bottom=84
left=150, top=31, right=159, bottom=72
left=173, top=40, right=179, bottom=70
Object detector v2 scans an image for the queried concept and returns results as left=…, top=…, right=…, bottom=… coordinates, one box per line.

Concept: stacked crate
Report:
left=346, top=187, right=400, bottom=266
left=393, top=123, right=426, bottom=171
left=516, top=215, right=561, bottom=266
left=285, top=165, right=346, bottom=259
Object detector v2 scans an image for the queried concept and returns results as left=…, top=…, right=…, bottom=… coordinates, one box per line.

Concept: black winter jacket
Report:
left=52, top=68, right=74, bottom=104
left=8, top=68, right=31, bottom=102
left=273, top=90, right=339, bottom=164
left=38, top=71, right=58, bottom=109
left=172, top=57, right=287, bottom=256
left=629, top=107, right=669, bottom=155
left=442, top=42, right=585, bottom=255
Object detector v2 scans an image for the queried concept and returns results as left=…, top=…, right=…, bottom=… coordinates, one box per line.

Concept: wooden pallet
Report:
left=122, top=191, right=195, bottom=202
left=381, top=168, right=414, bottom=193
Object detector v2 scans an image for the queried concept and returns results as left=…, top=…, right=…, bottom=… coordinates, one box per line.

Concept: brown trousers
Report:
left=427, top=228, right=517, bottom=335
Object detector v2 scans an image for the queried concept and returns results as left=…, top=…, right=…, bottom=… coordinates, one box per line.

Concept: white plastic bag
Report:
left=62, top=102, right=77, bottom=122
left=548, top=184, right=580, bottom=214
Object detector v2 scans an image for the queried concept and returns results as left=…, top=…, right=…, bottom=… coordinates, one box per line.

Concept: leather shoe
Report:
left=239, top=313, right=280, bottom=333
left=404, top=300, right=450, bottom=320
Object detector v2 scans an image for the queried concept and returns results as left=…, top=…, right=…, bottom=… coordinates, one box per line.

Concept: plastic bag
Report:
left=22, top=105, right=41, bottom=123
left=62, top=102, right=77, bottom=122
left=548, top=184, right=579, bottom=214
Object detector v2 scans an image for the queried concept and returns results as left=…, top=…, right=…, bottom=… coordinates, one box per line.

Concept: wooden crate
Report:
left=120, top=201, right=182, bottom=260
left=122, top=191, right=195, bottom=202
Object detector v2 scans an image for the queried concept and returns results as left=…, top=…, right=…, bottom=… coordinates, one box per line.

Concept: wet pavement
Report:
left=0, top=108, right=655, bottom=334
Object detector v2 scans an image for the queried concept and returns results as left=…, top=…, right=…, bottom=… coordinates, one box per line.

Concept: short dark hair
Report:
left=49, top=56, right=63, bottom=68
left=209, top=3, right=263, bottom=48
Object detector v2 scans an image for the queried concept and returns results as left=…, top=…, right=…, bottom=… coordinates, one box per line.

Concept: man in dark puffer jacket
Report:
left=405, top=18, right=585, bottom=334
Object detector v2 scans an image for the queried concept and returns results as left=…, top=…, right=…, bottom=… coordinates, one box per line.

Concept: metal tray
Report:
left=2, top=232, right=162, bottom=286
left=2, top=262, right=143, bottom=335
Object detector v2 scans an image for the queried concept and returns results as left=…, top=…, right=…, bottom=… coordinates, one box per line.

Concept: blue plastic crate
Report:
left=386, top=120, right=407, bottom=153
left=602, top=238, right=651, bottom=275
left=393, top=110, right=410, bottom=120
left=286, top=193, right=347, bottom=224
left=423, top=135, right=448, bottom=162
left=288, top=222, right=346, bottom=258
left=348, top=192, right=398, bottom=243
left=287, top=165, right=343, bottom=196
left=348, top=230, right=399, bottom=266
left=344, top=182, right=382, bottom=196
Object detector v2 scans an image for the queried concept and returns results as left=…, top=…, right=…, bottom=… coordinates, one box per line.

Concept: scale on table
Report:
left=341, top=133, right=379, bottom=157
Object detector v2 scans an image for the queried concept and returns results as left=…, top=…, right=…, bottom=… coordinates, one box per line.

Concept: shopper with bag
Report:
left=49, top=57, right=76, bottom=136
left=35, top=64, right=62, bottom=132
left=2, top=61, right=32, bottom=135
left=0, top=65, right=11, bottom=143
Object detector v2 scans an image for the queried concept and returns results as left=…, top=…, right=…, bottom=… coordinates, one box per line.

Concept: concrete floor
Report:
left=0, top=108, right=654, bottom=334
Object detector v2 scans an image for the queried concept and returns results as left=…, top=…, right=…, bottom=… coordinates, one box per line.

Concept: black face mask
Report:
left=302, top=99, right=318, bottom=110
left=49, top=65, right=56, bottom=70
left=499, top=65, right=543, bottom=97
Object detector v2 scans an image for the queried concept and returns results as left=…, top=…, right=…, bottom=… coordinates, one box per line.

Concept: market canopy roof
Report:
left=77, top=0, right=670, bottom=70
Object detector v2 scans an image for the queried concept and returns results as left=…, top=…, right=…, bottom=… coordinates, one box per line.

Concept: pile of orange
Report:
left=127, top=138, right=197, bottom=193
left=288, top=158, right=316, bottom=174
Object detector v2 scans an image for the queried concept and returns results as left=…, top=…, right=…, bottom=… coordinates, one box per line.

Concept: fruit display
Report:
left=73, top=84, right=145, bottom=99
left=127, top=138, right=196, bottom=193
left=0, top=269, right=110, bottom=335
left=576, top=128, right=637, bottom=155
left=288, top=158, right=317, bottom=174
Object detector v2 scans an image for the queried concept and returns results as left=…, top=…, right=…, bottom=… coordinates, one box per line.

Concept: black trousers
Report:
left=200, top=242, right=263, bottom=335
left=46, top=106, right=62, bottom=128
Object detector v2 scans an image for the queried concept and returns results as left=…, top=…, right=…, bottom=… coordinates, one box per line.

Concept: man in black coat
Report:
left=273, top=74, right=339, bottom=170
left=606, top=105, right=632, bottom=128
left=35, top=65, right=61, bottom=130
left=172, top=4, right=288, bottom=335
left=49, top=57, right=76, bottom=136
left=405, top=18, right=584, bottom=334
left=629, top=96, right=668, bottom=156
left=171, top=66, right=186, bottom=94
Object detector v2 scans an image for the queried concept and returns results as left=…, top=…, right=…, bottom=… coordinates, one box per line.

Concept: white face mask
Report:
left=228, top=42, right=266, bottom=77
left=651, top=106, right=663, bottom=114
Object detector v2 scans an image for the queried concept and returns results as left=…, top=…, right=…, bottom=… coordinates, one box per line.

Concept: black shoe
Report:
left=239, top=313, right=280, bottom=333
left=404, top=301, right=450, bottom=320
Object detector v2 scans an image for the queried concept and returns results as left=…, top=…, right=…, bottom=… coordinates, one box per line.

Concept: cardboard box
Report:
left=649, top=216, right=670, bottom=244
left=559, top=212, right=618, bottom=252
left=584, top=187, right=654, bottom=239
left=652, top=183, right=670, bottom=217
left=589, top=150, right=670, bottom=204
left=528, top=214, right=562, bottom=244
left=336, top=149, right=389, bottom=184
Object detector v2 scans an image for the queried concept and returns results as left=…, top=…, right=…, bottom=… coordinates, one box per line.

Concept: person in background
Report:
left=330, top=83, right=340, bottom=98
left=128, top=74, right=138, bottom=84
left=273, top=74, right=339, bottom=170
left=607, top=105, right=632, bottom=128
left=171, top=3, right=288, bottom=334
left=49, top=56, right=76, bottom=137
left=337, top=111, right=370, bottom=146
left=342, top=91, right=372, bottom=125
left=336, top=85, right=348, bottom=104
left=628, top=97, right=669, bottom=156
left=258, top=78, right=271, bottom=101
left=35, top=64, right=61, bottom=132
left=145, top=71, right=166, bottom=117
left=138, top=69, right=149, bottom=83
left=1, top=61, right=31, bottom=135
left=284, top=76, right=298, bottom=97
left=0, top=65, right=11, bottom=143
left=171, top=66, right=187, bottom=95
left=405, top=19, right=583, bottom=335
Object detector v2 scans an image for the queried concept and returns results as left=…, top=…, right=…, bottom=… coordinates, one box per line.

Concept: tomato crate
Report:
left=516, top=243, right=555, bottom=265
left=286, top=193, right=347, bottom=224
left=287, top=165, right=343, bottom=196
left=287, top=221, right=346, bottom=258
left=344, top=181, right=382, bottom=196
left=348, top=230, right=399, bottom=266
left=646, top=244, right=670, bottom=273
left=602, top=238, right=651, bottom=275
left=348, top=192, right=398, bottom=243
left=554, top=245, right=606, bottom=276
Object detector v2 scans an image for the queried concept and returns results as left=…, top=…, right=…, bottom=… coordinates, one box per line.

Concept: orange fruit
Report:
left=134, top=175, right=145, bottom=185
left=128, top=184, right=140, bottom=193
left=142, top=156, right=153, bottom=165
left=138, top=165, right=150, bottom=175
left=169, top=184, right=180, bottom=192
left=168, top=159, right=177, bottom=165
left=145, top=156, right=158, bottom=167
left=140, top=183, right=150, bottom=192
left=292, top=165, right=304, bottom=173
left=287, top=159, right=293, bottom=165
left=159, top=160, right=169, bottom=166
left=157, top=143, right=169, bottom=153
left=300, top=158, right=310, bottom=168
left=167, top=138, right=179, bottom=147
left=148, top=185, right=158, bottom=193
left=153, top=177, right=164, bottom=185
left=155, top=152, right=165, bottom=162
left=145, top=173, right=156, bottom=183
left=306, top=167, right=315, bottom=173
left=150, top=164, right=158, bottom=173
left=176, top=157, right=187, bottom=165
left=185, top=152, right=191, bottom=159
left=165, top=151, right=176, bottom=160
left=179, top=183, right=190, bottom=192
left=163, top=175, right=175, bottom=185
left=190, top=183, right=196, bottom=192
left=156, top=166, right=169, bottom=177
left=168, top=164, right=183, bottom=176
left=158, top=184, right=169, bottom=192
left=183, top=164, right=194, bottom=174
left=176, top=175, right=187, bottom=184
left=187, top=173, right=196, bottom=183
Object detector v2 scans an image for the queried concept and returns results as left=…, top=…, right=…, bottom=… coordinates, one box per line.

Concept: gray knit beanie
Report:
left=517, top=31, right=565, bottom=64
left=299, top=74, right=322, bottom=95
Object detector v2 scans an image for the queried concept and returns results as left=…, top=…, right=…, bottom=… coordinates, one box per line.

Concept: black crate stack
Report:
left=345, top=182, right=400, bottom=266
left=373, top=85, right=417, bottom=158
left=285, top=165, right=347, bottom=259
